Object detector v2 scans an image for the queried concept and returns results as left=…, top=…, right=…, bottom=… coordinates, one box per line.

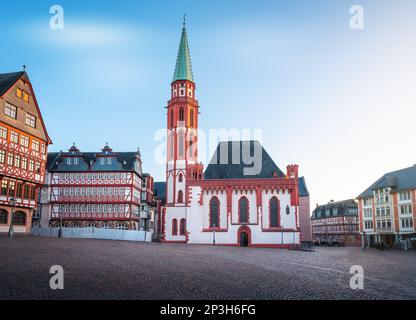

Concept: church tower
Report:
left=164, top=20, right=199, bottom=242
left=166, top=21, right=199, bottom=206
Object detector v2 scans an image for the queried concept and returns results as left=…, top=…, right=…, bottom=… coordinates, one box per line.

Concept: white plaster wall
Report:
left=186, top=186, right=300, bottom=246
left=164, top=206, right=187, bottom=242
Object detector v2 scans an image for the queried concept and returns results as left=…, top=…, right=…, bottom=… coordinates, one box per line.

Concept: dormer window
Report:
left=67, top=158, right=72, bottom=165
left=73, top=158, right=79, bottom=165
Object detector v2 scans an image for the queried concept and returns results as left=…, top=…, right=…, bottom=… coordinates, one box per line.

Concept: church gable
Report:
left=0, top=71, right=50, bottom=143
left=204, top=141, right=286, bottom=180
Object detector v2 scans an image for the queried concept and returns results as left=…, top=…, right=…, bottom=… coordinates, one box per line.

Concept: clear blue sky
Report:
left=1, top=0, right=416, bottom=209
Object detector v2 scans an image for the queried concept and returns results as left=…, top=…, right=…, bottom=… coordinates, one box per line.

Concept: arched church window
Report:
left=286, top=205, right=290, bottom=215
left=172, top=219, right=178, bottom=236
left=239, top=197, right=249, bottom=223
left=209, top=197, right=220, bottom=228
left=169, top=134, right=174, bottom=158
left=270, top=197, right=280, bottom=228
left=177, top=191, right=184, bottom=203
left=189, top=135, right=194, bottom=159
left=179, top=107, right=184, bottom=122
left=180, top=219, right=186, bottom=235
left=190, top=109, right=194, bottom=127
left=178, top=173, right=183, bottom=183
left=179, top=134, right=184, bottom=157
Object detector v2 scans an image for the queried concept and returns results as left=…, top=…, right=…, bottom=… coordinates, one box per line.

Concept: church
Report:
left=160, top=22, right=310, bottom=248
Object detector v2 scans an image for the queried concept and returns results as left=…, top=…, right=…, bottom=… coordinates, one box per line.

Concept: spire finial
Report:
left=22, top=64, right=27, bottom=72
left=183, top=14, right=186, bottom=28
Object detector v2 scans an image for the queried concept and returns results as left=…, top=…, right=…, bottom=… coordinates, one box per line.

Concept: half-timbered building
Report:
left=0, top=71, right=51, bottom=235
left=161, top=23, right=310, bottom=247
left=44, top=144, right=149, bottom=231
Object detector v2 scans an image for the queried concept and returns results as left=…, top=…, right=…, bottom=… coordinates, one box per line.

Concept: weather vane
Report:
left=183, top=14, right=186, bottom=27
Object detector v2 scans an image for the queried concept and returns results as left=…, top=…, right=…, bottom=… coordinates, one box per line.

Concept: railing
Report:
left=32, top=227, right=153, bottom=242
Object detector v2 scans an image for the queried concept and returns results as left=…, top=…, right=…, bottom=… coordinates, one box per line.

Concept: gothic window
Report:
left=0, top=209, right=7, bottom=224
left=178, top=173, right=183, bottom=183
left=177, top=190, right=184, bottom=203
left=286, top=205, right=290, bottom=215
left=172, top=219, right=178, bottom=236
left=179, top=107, right=184, bottom=122
left=180, top=219, right=186, bottom=235
left=12, top=211, right=26, bottom=226
left=270, top=197, right=280, bottom=228
left=190, top=109, right=194, bottom=127
left=239, top=197, right=249, bottom=223
left=179, top=134, right=184, bottom=157
left=210, top=197, right=220, bottom=228
left=169, top=134, right=174, bottom=158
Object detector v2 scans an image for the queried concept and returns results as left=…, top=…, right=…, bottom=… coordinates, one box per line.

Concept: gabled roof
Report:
left=0, top=71, right=52, bottom=144
left=311, top=199, right=358, bottom=220
left=358, top=165, right=416, bottom=199
left=0, top=71, right=25, bottom=97
left=204, top=141, right=285, bottom=180
left=172, top=25, right=194, bottom=83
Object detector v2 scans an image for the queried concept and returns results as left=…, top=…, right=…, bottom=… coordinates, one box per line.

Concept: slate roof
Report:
left=172, top=25, right=194, bottom=82
left=47, top=151, right=142, bottom=175
left=298, top=176, right=310, bottom=197
left=0, top=71, right=25, bottom=97
left=154, top=182, right=166, bottom=204
left=204, top=141, right=285, bottom=180
left=358, top=165, right=416, bottom=199
left=311, top=199, right=358, bottom=220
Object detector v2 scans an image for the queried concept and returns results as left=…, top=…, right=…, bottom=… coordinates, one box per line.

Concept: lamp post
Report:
left=58, top=209, right=63, bottom=238
left=8, top=197, right=17, bottom=238
left=281, top=226, right=284, bottom=246
left=213, top=224, right=216, bottom=246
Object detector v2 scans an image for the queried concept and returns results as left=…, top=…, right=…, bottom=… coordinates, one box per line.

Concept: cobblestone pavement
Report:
left=0, top=236, right=415, bottom=300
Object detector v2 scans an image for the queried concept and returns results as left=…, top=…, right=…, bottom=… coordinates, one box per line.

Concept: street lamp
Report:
left=213, top=224, right=216, bottom=246
left=281, top=226, right=284, bottom=245
left=8, top=197, right=17, bottom=238
left=58, top=209, right=63, bottom=238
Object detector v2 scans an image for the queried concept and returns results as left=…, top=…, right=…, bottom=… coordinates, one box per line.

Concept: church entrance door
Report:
left=240, top=232, right=249, bottom=247
left=238, top=226, right=251, bottom=247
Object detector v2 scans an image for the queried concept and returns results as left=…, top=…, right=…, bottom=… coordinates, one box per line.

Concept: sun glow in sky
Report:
left=1, top=0, right=416, bottom=212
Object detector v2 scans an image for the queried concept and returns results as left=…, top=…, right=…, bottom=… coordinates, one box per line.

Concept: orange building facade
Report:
left=0, top=71, right=51, bottom=235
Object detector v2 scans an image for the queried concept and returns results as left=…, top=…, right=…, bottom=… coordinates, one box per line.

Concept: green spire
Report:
left=172, top=21, right=194, bottom=83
